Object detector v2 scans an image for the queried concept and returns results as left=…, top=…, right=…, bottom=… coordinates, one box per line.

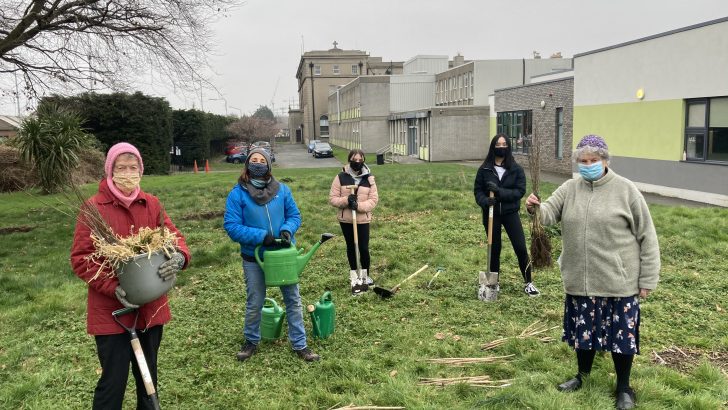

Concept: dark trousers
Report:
left=340, top=222, right=370, bottom=270
left=486, top=211, right=532, bottom=283
left=93, top=325, right=163, bottom=410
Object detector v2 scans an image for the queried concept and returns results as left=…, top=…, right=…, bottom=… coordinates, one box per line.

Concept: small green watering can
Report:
left=261, top=298, right=285, bottom=340
left=307, top=291, right=335, bottom=339
left=255, top=233, right=335, bottom=287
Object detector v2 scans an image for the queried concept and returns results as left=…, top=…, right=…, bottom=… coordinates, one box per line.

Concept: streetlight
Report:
left=229, top=106, right=243, bottom=118
left=208, top=98, right=228, bottom=115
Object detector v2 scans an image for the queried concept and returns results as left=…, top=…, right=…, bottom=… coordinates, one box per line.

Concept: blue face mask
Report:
left=247, top=162, right=269, bottom=178
left=578, top=162, right=604, bottom=181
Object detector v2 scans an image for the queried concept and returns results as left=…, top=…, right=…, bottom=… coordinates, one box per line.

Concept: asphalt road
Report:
left=274, top=143, right=342, bottom=169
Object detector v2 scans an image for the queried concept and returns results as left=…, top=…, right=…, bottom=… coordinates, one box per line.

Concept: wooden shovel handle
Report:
left=392, top=264, right=429, bottom=291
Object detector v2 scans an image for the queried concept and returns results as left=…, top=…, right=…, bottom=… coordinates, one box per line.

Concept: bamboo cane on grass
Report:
left=526, top=131, right=552, bottom=269
left=425, top=354, right=515, bottom=366
left=481, top=321, right=559, bottom=350
left=329, top=405, right=405, bottom=410
left=419, top=375, right=513, bottom=388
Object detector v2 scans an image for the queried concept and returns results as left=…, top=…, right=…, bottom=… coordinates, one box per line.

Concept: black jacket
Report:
left=474, top=161, right=526, bottom=220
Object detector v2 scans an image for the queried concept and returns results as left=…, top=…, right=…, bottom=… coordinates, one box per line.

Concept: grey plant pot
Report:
left=117, top=251, right=175, bottom=305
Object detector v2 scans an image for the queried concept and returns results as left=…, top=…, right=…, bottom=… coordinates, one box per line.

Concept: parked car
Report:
left=251, top=141, right=271, bottom=149
left=312, top=142, right=333, bottom=158
left=226, top=151, right=248, bottom=164
left=307, top=139, right=321, bottom=153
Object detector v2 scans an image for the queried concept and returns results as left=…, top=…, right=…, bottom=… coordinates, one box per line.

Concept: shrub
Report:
left=12, top=104, right=95, bottom=193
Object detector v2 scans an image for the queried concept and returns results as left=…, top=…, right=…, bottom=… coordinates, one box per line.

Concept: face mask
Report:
left=494, top=147, right=508, bottom=158
left=349, top=161, right=363, bottom=172
left=112, top=173, right=140, bottom=192
left=578, top=162, right=604, bottom=181
left=247, top=162, right=269, bottom=178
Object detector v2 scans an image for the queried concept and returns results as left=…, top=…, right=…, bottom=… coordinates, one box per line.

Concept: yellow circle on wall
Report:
left=636, top=88, right=645, bottom=100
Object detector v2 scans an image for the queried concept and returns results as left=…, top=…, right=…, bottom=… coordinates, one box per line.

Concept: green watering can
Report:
left=307, top=291, right=335, bottom=339
left=261, top=298, right=285, bottom=340
left=255, top=233, right=335, bottom=287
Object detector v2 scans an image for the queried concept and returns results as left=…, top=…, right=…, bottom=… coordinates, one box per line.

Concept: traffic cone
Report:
left=205, top=159, right=210, bottom=173
left=193, top=160, right=198, bottom=174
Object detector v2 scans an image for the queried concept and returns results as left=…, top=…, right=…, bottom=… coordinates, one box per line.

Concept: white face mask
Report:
left=112, top=173, right=141, bottom=192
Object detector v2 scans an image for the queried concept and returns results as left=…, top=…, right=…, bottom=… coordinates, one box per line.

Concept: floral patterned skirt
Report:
left=562, top=294, right=640, bottom=354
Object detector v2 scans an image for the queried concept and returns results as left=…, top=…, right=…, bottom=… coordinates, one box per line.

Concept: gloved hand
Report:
left=158, top=252, right=185, bottom=281
left=263, top=234, right=276, bottom=246
left=279, top=230, right=292, bottom=247
left=347, top=194, right=358, bottom=210
left=115, top=286, right=140, bottom=309
left=485, top=181, right=499, bottom=194
left=485, top=196, right=498, bottom=207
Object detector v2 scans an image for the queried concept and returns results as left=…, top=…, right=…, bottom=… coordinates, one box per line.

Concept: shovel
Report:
left=345, top=185, right=367, bottom=291
left=478, top=191, right=499, bottom=301
left=373, top=264, right=429, bottom=298
left=112, top=307, right=161, bottom=410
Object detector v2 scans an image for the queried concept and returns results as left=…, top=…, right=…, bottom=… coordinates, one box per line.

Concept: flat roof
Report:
left=575, top=16, right=728, bottom=58
left=494, top=77, right=573, bottom=93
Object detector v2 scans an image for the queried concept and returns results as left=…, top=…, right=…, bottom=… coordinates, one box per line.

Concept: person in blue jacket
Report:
left=224, top=148, right=320, bottom=362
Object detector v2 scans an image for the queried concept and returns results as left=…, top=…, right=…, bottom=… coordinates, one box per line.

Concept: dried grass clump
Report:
left=87, top=226, right=178, bottom=281
left=527, top=132, right=553, bottom=269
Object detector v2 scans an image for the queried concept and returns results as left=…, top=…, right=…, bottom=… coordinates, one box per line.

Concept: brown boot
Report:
left=295, top=347, right=320, bottom=362
left=236, top=341, right=257, bottom=361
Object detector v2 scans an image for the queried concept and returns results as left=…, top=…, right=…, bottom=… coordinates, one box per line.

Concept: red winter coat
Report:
left=70, top=180, right=190, bottom=335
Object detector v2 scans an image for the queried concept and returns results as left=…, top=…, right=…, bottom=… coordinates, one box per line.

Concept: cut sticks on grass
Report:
left=419, top=375, right=513, bottom=388
left=481, top=321, right=559, bottom=350
left=526, top=131, right=553, bottom=269
left=329, top=405, right=404, bottom=410
left=425, top=354, right=515, bottom=366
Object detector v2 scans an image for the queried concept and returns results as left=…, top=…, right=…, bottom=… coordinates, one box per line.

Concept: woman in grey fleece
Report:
left=526, top=135, right=660, bottom=410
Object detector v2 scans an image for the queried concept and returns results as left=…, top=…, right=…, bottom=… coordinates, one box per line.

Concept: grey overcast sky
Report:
left=3, top=0, right=728, bottom=117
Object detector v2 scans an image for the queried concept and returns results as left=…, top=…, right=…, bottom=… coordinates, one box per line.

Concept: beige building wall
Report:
left=328, top=76, right=391, bottom=153
left=295, top=44, right=403, bottom=145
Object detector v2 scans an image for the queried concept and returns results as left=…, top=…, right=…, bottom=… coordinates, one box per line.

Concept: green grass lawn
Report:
left=1, top=164, right=727, bottom=409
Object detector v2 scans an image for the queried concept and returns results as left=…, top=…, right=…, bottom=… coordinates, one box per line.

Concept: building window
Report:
left=351, top=64, right=359, bottom=75
left=685, top=97, right=728, bottom=162
left=320, top=115, right=329, bottom=136
left=496, top=110, right=533, bottom=154
left=555, top=107, right=564, bottom=159
left=333, top=65, right=340, bottom=75
left=314, top=65, right=321, bottom=76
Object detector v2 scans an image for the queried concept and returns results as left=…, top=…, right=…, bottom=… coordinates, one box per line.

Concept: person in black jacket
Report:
left=474, top=133, right=540, bottom=299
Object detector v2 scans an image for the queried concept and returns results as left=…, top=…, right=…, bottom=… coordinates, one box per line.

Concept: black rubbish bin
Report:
left=376, top=153, right=384, bottom=165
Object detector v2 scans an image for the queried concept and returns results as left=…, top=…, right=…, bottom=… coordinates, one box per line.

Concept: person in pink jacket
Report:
left=71, top=142, right=190, bottom=409
left=329, top=149, right=379, bottom=295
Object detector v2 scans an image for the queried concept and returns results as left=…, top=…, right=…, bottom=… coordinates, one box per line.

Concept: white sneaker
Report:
left=524, top=282, right=540, bottom=297
left=362, top=269, right=374, bottom=286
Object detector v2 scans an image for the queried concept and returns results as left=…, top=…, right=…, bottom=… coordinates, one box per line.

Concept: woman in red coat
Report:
left=70, top=142, right=190, bottom=410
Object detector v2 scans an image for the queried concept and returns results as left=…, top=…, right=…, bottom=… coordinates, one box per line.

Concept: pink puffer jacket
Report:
left=329, top=167, right=379, bottom=224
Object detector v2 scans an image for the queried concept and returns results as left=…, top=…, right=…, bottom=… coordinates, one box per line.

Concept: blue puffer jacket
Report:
left=224, top=182, right=301, bottom=259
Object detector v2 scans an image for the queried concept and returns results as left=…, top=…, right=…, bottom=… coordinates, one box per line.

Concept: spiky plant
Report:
left=13, top=104, right=94, bottom=194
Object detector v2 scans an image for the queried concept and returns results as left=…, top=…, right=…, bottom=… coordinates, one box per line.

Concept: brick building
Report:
left=493, top=74, right=574, bottom=175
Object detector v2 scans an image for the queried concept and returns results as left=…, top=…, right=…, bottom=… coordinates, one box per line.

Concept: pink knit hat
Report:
left=104, top=142, right=144, bottom=207
left=104, top=142, right=144, bottom=177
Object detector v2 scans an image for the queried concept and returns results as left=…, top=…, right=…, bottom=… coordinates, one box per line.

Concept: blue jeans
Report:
left=242, top=260, right=307, bottom=350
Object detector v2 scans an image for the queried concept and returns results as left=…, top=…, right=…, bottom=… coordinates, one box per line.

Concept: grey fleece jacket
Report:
left=538, top=169, right=660, bottom=297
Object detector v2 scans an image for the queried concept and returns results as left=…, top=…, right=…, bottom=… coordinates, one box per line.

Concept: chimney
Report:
left=453, top=53, right=465, bottom=67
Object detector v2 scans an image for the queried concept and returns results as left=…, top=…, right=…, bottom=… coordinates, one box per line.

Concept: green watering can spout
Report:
left=296, top=233, right=335, bottom=274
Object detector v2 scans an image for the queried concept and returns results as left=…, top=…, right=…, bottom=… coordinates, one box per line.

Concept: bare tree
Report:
left=226, top=115, right=278, bottom=144
left=0, top=0, right=238, bottom=104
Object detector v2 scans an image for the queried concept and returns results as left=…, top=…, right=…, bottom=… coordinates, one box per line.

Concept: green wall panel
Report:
left=573, top=100, right=684, bottom=161
left=489, top=116, right=496, bottom=138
